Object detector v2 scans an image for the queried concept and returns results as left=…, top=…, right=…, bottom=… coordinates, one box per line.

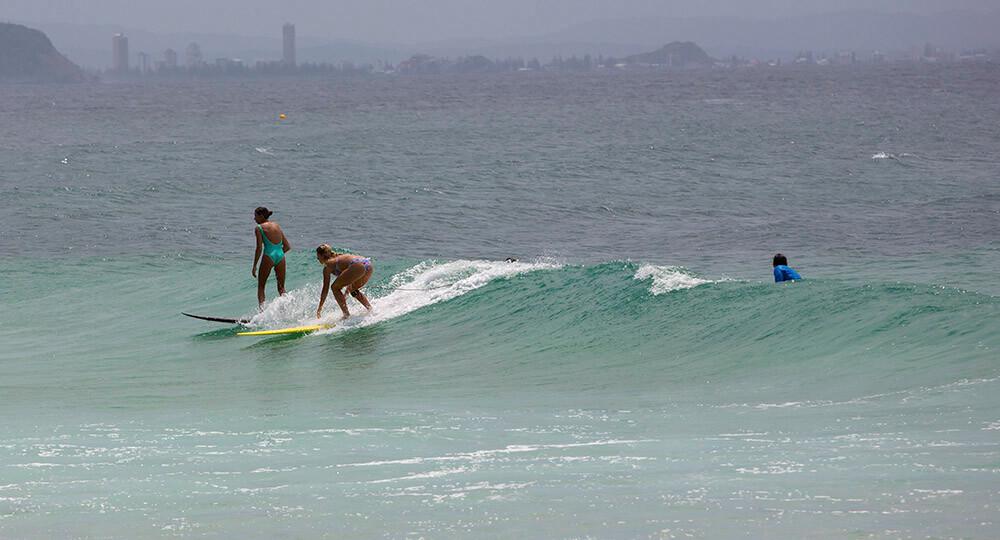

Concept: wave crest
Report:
left=633, top=264, right=712, bottom=294
left=248, top=258, right=560, bottom=332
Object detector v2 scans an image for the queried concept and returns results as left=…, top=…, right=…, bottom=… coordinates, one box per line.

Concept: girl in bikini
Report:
left=252, top=206, right=291, bottom=306
left=315, top=244, right=373, bottom=320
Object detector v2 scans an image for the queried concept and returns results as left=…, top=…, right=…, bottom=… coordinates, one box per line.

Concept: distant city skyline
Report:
left=5, top=0, right=999, bottom=45
left=11, top=5, right=999, bottom=73
left=98, top=28, right=994, bottom=82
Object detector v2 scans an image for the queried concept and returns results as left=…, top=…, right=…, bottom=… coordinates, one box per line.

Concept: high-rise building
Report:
left=137, top=51, right=149, bottom=74
left=283, top=23, right=296, bottom=67
left=112, top=33, right=129, bottom=72
left=164, top=49, right=178, bottom=68
left=185, top=43, right=202, bottom=68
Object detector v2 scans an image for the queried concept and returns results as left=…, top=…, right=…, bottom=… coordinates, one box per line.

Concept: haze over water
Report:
left=1, top=63, right=999, bottom=537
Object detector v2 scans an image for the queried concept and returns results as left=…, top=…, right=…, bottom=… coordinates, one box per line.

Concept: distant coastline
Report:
left=3, top=20, right=997, bottom=85
left=16, top=8, right=1000, bottom=74
left=97, top=40, right=999, bottom=82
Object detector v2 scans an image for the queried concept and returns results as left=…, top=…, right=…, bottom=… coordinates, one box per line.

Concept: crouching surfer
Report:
left=315, top=244, right=373, bottom=320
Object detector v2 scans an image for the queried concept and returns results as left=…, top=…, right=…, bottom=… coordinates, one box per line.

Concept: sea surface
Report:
left=1, top=64, right=999, bottom=538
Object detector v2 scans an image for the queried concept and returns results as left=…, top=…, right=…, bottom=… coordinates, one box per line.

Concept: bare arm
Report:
left=252, top=227, right=262, bottom=277
left=281, top=231, right=291, bottom=253
left=317, top=264, right=331, bottom=318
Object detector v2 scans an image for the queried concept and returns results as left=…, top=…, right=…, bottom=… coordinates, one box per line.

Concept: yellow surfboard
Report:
left=237, top=324, right=333, bottom=336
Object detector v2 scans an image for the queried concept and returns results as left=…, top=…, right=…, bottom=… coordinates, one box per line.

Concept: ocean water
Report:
left=1, top=64, right=999, bottom=538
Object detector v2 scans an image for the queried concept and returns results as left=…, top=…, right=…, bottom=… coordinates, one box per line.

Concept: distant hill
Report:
left=624, top=41, right=712, bottom=67
left=0, top=23, right=89, bottom=83
left=551, top=10, right=1000, bottom=59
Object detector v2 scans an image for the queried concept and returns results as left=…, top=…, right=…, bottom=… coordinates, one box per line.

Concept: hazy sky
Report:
left=6, top=0, right=998, bottom=43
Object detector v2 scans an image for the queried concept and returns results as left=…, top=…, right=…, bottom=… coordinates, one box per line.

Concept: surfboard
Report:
left=237, top=324, right=334, bottom=336
left=182, top=312, right=251, bottom=324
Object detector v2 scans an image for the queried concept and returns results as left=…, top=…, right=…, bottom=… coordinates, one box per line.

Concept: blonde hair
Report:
left=316, top=244, right=336, bottom=260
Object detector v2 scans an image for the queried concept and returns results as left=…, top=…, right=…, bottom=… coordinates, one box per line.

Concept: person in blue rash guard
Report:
left=772, top=253, right=802, bottom=282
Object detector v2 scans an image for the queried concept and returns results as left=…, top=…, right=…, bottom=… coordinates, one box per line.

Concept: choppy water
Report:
left=2, top=64, right=999, bottom=538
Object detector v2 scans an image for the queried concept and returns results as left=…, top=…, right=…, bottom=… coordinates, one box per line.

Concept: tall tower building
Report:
left=112, top=33, right=129, bottom=72
left=185, top=43, right=202, bottom=68
left=283, top=23, right=296, bottom=67
left=164, top=48, right=178, bottom=68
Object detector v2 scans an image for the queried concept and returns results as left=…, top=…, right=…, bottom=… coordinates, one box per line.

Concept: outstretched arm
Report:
left=253, top=227, right=262, bottom=277
left=317, top=265, right=331, bottom=318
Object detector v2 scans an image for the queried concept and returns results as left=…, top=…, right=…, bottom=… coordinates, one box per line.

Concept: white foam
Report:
left=249, top=259, right=559, bottom=332
left=366, top=466, right=469, bottom=484
left=339, top=439, right=652, bottom=468
left=246, top=285, right=323, bottom=328
left=872, top=151, right=892, bottom=159
left=634, top=264, right=712, bottom=295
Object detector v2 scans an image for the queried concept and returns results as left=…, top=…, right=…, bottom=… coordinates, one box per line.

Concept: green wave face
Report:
left=5, top=256, right=995, bottom=407
left=371, top=260, right=998, bottom=400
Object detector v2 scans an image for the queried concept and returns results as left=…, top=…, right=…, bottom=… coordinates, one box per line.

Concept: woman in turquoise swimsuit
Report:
left=315, top=244, right=373, bottom=320
left=252, top=206, right=291, bottom=306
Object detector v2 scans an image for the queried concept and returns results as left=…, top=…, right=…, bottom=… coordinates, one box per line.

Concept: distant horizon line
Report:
left=11, top=7, right=1000, bottom=48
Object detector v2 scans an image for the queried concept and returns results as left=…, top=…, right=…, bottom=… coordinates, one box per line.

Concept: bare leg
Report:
left=332, top=288, right=350, bottom=319
left=257, top=256, right=274, bottom=306
left=274, top=258, right=287, bottom=296
left=350, top=290, right=372, bottom=311
left=330, top=263, right=367, bottom=318
left=348, top=268, right=374, bottom=311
